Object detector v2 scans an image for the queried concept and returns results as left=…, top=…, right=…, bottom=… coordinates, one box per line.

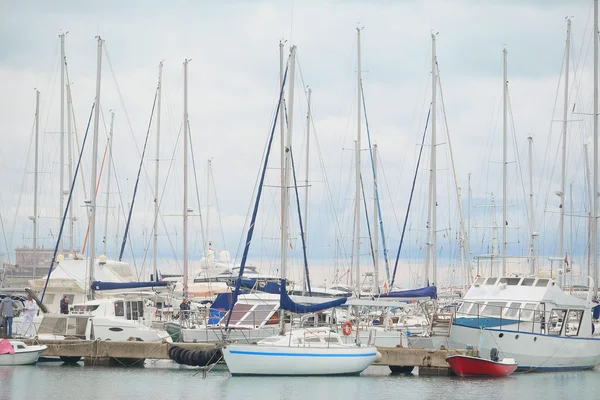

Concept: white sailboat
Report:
left=222, top=43, right=379, bottom=376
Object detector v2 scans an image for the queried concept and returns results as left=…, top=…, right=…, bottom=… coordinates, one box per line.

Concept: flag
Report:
left=565, top=254, right=569, bottom=266
left=290, top=241, right=293, bottom=249
left=383, top=282, right=389, bottom=295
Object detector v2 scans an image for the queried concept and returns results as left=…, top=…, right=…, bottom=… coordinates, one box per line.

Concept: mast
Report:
left=560, top=18, right=571, bottom=261
left=468, top=172, right=472, bottom=276
left=280, top=45, right=296, bottom=335
left=502, top=47, right=508, bottom=277
left=33, top=90, right=40, bottom=279
left=206, top=159, right=211, bottom=249
left=279, top=40, right=286, bottom=285
left=103, top=111, right=115, bottom=256
left=429, top=32, right=438, bottom=286
left=88, top=36, right=103, bottom=300
left=373, top=144, right=380, bottom=293
left=354, top=27, right=362, bottom=295
left=183, top=59, right=190, bottom=298
left=59, top=33, right=65, bottom=254
left=594, top=0, right=599, bottom=296
left=303, top=87, right=311, bottom=296
left=67, top=80, right=74, bottom=254
left=528, top=136, right=536, bottom=275
left=585, top=143, right=592, bottom=278
left=154, top=61, right=163, bottom=281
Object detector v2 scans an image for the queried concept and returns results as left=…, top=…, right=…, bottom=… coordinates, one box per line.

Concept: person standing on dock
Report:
left=60, top=295, right=69, bottom=314
left=19, top=295, right=38, bottom=337
left=0, top=296, right=18, bottom=338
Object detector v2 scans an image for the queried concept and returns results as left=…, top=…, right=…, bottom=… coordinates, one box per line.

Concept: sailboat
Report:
left=222, top=45, right=379, bottom=376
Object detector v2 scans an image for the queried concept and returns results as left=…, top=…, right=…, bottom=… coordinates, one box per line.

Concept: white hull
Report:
left=0, top=346, right=47, bottom=366
left=223, top=343, right=378, bottom=376
left=451, top=325, right=600, bottom=371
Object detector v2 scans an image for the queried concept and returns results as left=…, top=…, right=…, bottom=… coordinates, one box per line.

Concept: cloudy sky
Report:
left=0, top=0, right=597, bottom=288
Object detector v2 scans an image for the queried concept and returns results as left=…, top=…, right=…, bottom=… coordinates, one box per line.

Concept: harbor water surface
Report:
left=1, top=362, right=599, bottom=400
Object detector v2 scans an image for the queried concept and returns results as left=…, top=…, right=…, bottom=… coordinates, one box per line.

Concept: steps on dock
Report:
left=428, top=313, right=453, bottom=337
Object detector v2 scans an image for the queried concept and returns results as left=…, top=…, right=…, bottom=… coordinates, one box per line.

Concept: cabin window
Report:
left=38, top=317, right=66, bottom=335
left=521, top=278, right=535, bottom=286
left=484, top=278, right=498, bottom=285
left=549, top=309, right=567, bottom=335
left=114, top=301, right=124, bottom=317
left=457, top=302, right=470, bottom=314
left=44, top=294, right=56, bottom=306
left=305, top=337, right=322, bottom=343
left=467, top=302, right=484, bottom=316
left=521, top=303, right=538, bottom=320
left=499, top=277, right=521, bottom=286
left=17, top=345, right=25, bottom=349
left=504, top=302, right=522, bottom=318
left=474, top=278, right=485, bottom=286
left=324, top=337, right=339, bottom=343
left=565, top=310, right=584, bottom=337
left=535, top=279, right=549, bottom=287
left=482, top=302, right=507, bottom=317
left=76, top=318, right=88, bottom=336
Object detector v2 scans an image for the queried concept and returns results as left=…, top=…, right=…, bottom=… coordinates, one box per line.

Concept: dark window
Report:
left=535, top=279, right=549, bottom=287
left=485, top=278, right=498, bottom=285
left=114, top=301, right=124, bottom=317
left=521, top=278, right=535, bottom=286
left=499, top=277, right=521, bottom=285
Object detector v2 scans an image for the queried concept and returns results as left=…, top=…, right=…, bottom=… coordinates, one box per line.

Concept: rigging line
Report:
left=225, top=61, right=289, bottom=332
left=156, top=122, right=184, bottom=270
left=391, top=105, right=431, bottom=288
left=361, top=79, right=391, bottom=283
left=186, top=121, right=207, bottom=254
left=7, top=117, right=36, bottom=261
left=210, top=163, right=228, bottom=254
left=119, top=87, right=158, bottom=261
left=359, top=173, right=376, bottom=270
left=290, top=149, right=312, bottom=296
left=103, top=44, right=157, bottom=200
left=41, top=102, right=95, bottom=302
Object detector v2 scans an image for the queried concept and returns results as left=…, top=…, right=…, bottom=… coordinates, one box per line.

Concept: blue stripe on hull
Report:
left=228, top=350, right=377, bottom=358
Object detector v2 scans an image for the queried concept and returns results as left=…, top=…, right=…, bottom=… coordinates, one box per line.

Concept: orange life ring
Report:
left=342, top=321, right=353, bottom=336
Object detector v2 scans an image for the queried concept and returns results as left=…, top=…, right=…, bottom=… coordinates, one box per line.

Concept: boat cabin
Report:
left=455, top=276, right=594, bottom=338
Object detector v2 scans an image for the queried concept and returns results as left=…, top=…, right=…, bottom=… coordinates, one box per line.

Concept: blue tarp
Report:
left=378, top=286, right=437, bottom=300
left=235, top=278, right=282, bottom=294
left=91, top=281, right=168, bottom=291
left=279, top=280, right=347, bottom=314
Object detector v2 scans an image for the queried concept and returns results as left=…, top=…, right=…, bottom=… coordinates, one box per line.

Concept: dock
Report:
left=24, top=339, right=477, bottom=373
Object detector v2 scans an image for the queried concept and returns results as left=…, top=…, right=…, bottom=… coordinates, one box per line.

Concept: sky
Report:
left=0, top=0, right=597, bottom=289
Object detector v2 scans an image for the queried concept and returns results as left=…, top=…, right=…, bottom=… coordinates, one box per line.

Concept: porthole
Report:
left=515, top=334, right=519, bottom=339
left=498, top=333, right=504, bottom=338
left=533, top=337, right=537, bottom=342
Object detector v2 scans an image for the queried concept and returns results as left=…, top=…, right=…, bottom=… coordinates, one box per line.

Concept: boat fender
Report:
left=342, top=321, right=353, bottom=336
left=592, top=323, right=595, bottom=335
left=375, top=351, right=383, bottom=363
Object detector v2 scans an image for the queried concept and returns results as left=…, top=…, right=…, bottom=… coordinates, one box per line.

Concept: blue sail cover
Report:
left=379, top=286, right=437, bottom=300
left=235, top=278, right=282, bottom=294
left=279, top=280, right=347, bottom=314
left=91, top=281, right=168, bottom=291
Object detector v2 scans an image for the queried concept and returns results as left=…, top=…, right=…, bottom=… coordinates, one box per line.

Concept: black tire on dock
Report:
left=177, top=349, right=190, bottom=365
left=389, top=365, right=415, bottom=374
left=168, top=345, right=180, bottom=359
left=60, top=356, right=82, bottom=364
left=171, top=347, right=185, bottom=363
left=185, top=350, right=197, bottom=366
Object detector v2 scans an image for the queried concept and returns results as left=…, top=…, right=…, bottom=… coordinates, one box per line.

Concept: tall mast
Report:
left=88, top=36, right=103, bottom=300
left=67, top=80, right=74, bottom=253
left=302, top=87, right=311, bottom=296
left=154, top=61, right=163, bottom=281
left=560, top=18, right=571, bottom=261
left=430, top=32, right=438, bottom=286
left=468, top=172, right=472, bottom=277
left=502, top=47, right=508, bottom=276
left=33, top=90, right=40, bottom=279
left=528, top=136, right=536, bottom=275
left=584, top=143, right=592, bottom=278
left=280, top=46, right=296, bottom=335
left=373, top=143, right=380, bottom=293
left=183, top=59, right=190, bottom=298
left=59, top=33, right=65, bottom=254
left=103, top=111, right=115, bottom=256
left=593, top=0, right=599, bottom=296
left=354, top=27, right=362, bottom=295
left=279, top=40, right=286, bottom=285
left=206, top=159, right=211, bottom=249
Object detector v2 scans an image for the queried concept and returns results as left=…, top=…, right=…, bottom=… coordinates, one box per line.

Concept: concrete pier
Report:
left=25, top=339, right=477, bottom=372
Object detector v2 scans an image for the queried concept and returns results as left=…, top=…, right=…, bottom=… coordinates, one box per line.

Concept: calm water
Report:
left=1, top=361, right=598, bottom=400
